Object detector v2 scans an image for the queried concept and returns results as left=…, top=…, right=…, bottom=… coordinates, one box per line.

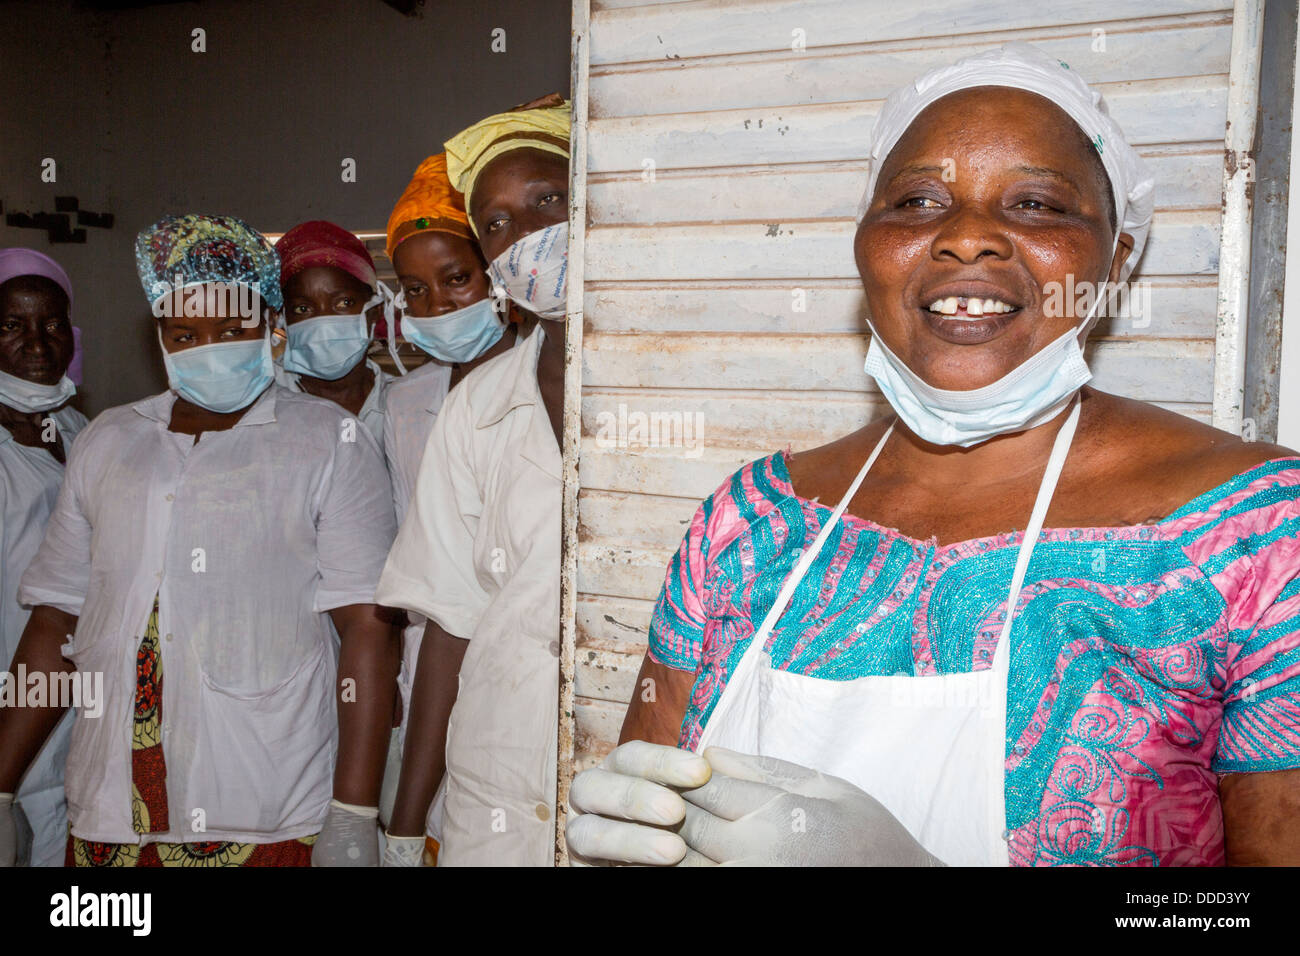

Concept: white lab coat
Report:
left=378, top=359, right=452, bottom=834
left=377, top=321, right=561, bottom=866
left=383, top=360, right=452, bottom=529
left=276, top=357, right=392, bottom=451
left=20, top=385, right=396, bottom=845
left=381, top=364, right=453, bottom=700
left=0, top=405, right=86, bottom=866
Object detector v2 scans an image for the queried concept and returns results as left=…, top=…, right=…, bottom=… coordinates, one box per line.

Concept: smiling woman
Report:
left=567, top=43, right=1300, bottom=868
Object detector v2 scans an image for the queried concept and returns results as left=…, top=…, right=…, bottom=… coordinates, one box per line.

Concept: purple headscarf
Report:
left=0, top=248, right=80, bottom=384
left=0, top=248, right=74, bottom=307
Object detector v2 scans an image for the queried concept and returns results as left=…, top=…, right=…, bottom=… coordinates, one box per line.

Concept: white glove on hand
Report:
left=311, top=800, right=380, bottom=867
left=0, top=793, right=32, bottom=868
left=382, top=831, right=425, bottom=867
left=566, top=740, right=712, bottom=866
left=678, top=748, right=945, bottom=867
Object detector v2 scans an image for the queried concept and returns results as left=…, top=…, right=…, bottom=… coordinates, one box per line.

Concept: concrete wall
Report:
left=0, top=0, right=571, bottom=414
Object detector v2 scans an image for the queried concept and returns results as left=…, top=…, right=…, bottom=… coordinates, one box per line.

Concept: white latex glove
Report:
left=311, top=800, right=380, bottom=867
left=0, top=793, right=32, bottom=868
left=382, top=831, right=425, bottom=867
left=566, top=740, right=712, bottom=866
left=678, top=747, right=945, bottom=867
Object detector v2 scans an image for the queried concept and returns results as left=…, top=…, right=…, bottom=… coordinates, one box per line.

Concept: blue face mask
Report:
left=399, top=295, right=505, bottom=364
left=159, top=327, right=275, bottom=413
left=279, top=296, right=379, bottom=380
left=864, top=234, right=1122, bottom=447
left=865, top=325, right=1091, bottom=447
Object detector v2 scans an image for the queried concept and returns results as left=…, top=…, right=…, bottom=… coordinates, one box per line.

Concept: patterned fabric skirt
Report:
left=67, top=597, right=316, bottom=868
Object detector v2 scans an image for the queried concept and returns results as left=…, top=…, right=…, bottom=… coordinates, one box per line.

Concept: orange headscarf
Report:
left=385, top=153, right=473, bottom=260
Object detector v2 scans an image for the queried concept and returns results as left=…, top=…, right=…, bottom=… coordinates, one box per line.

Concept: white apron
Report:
left=695, top=398, right=1081, bottom=866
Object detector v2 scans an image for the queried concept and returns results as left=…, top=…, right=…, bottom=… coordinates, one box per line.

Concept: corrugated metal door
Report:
left=560, top=0, right=1260, bottom=835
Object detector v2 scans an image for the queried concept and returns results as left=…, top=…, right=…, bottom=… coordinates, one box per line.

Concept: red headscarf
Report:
left=277, top=221, right=377, bottom=291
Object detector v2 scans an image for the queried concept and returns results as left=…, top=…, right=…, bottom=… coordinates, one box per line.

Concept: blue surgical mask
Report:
left=401, top=296, right=505, bottom=364
left=159, top=327, right=275, bottom=413
left=279, top=295, right=379, bottom=380
left=864, top=234, right=1120, bottom=447
left=865, top=325, right=1090, bottom=447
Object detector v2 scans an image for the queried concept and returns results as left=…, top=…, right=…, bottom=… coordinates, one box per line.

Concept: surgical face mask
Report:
left=488, top=221, right=568, bottom=320
left=0, top=368, right=76, bottom=413
left=159, top=327, right=275, bottom=414
left=279, top=294, right=380, bottom=380
left=864, top=233, right=1121, bottom=447
left=401, top=295, right=505, bottom=364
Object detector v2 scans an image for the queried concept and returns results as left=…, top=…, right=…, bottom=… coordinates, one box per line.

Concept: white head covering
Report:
left=856, top=41, right=1155, bottom=282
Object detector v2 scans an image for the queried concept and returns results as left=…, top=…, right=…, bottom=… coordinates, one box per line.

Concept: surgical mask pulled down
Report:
left=0, top=368, right=76, bottom=413
left=279, top=292, right=383, bottom=380
left=865, top=232, right=1123, bottom=447
left=488, top=221, right=568, bottom=320
left=159, top=327, right=275, bottom=414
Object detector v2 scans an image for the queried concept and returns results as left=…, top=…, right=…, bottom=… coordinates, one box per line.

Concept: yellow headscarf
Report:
left=444, top=94, right=572, bottom=236
left=385, top=153, right=472, bottom=260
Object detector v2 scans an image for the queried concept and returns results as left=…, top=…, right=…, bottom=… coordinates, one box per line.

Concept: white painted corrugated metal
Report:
left=567, top=0, right=1249, bottom=774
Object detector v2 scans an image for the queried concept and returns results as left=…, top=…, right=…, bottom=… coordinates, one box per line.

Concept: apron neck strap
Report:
left=741, top=392, right=1080, bottom=671
left=748, top=421, right=896, bottom=649
left=991, top=393, right=1082, bottom=668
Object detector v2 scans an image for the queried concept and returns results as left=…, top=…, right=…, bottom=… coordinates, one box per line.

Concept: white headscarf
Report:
left=856, top=42, right=1155, bottom=283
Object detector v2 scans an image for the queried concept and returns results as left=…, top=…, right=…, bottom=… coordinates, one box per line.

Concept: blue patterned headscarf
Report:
left=135, top=214, right=282, bottom=311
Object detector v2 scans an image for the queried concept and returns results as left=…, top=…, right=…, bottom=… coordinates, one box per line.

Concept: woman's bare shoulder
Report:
left=1083, top=391, right=1299, bottom=504
left=783, top=418, right=894, bottom=495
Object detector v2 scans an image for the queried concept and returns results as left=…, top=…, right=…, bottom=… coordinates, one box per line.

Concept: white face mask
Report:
left=488, top=221, right=568, bottom=320
left=864, top=233, right=1120, bottom=447
left=0, top=368, right=76, bottom=413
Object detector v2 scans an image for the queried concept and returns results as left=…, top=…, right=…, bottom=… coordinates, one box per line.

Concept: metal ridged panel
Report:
left=569, top=0, right=1241, bottom=771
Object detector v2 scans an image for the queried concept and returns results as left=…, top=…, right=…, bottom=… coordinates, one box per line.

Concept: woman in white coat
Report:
left=377, top=95, right=572, bottom=866
left=0, top=215, right=401, bottom=868
left=0, top=249, right=87, bottom=867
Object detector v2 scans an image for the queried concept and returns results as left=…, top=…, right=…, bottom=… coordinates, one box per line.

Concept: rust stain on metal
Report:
left=601, top=613, right=643, bottom=633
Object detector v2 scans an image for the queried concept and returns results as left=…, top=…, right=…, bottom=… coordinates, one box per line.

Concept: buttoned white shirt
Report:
left=276, top=357, right=392, bottom=451
left=20, top=385, right=396, bottom=844
left=382, top=359, right=452, bottom=528
left=380, top=360, right=453, bottom=767
left=0, top=405, right=86, bottom=863
left=377, top=321, right=561, bottom=866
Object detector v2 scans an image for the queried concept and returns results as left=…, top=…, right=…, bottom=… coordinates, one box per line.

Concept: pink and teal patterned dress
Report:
left=648, top=452, right=1300, bottom=866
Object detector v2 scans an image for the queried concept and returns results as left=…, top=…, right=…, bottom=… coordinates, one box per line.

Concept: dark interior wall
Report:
left=0, top=0, right=571, bottom=414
